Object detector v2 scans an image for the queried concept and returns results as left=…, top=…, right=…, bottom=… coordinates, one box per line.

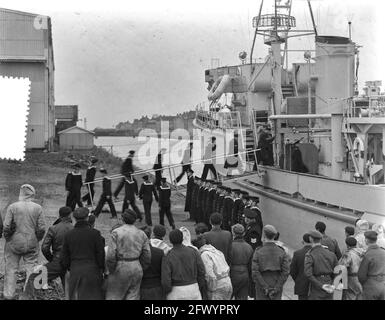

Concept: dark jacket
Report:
left=139, top=182, right=159, bottom=202
left=161, top=244, right=206, bottom=294
left=121, top=156, right=134, bottom=176
left=41, top=216, right=73, bottom=262
left=290, top=244, right=312, bottom=296
left=184, top=176, right=195, bottom=212
left=85, top=166, right=97, bottom=183
left=304, top=244, right=338, bottom=290
left=244, top=221, right=262, bottom=250
left=215, top=195, right=225, bottom=214
left=102, top=177, right=112, bottom=196
left=321, top=234, right=342, bottom=260
left=231, top=238, right=253, bottom=273
left=60, top=220, right=105, bottom=300
left=153, top=153, right=163, bottom=170
left=358, top=244, right=385, bottom=285
left=196, top=186, right=205, bottom=209
left=203, top=227, right=232, bottom=265
left=124, top=178, right=138, bottom=201
left=205, top=189, right=216, bottom=217
left=232, top=198, right=244, bottom=225
left=141, top=245, right=164, bottom=289
left=222, top=197, right=234, bottom=230
left=252, top=242, right=290, bottom=290
left=158, top=185, right=171, bottom=207
left=65, top=172, right=83, bottom=192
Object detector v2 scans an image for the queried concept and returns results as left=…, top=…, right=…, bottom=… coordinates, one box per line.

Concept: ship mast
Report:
left=251, top=0, right=317, bottom=164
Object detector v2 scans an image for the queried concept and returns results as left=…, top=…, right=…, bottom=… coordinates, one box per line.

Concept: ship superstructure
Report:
left=193, top=0, right=385, bottom=249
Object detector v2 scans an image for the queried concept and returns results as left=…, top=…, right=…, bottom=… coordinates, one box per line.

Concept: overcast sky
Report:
left=2, top=0, right=385, bottom=128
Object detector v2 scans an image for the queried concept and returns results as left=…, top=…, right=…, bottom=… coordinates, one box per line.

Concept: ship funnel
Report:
left=314, top=36, right=356, bottom=114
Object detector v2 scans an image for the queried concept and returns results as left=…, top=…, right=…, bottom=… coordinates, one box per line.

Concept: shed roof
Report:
left=58, top=126, right=95, bottom=135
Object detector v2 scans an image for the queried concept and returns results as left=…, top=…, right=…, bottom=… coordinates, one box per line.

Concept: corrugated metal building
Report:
left=0, top=8, right=55, bottom=150
left=58, top=126, right=94, bottom=150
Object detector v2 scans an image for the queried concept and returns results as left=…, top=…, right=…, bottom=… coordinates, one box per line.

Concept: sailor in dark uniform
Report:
left=248, top=196, right=262, bottom=234
left=240, top=194, right=250, bottom=227
left=215, top=185, right=226, bottom=215
left=82, top=157, right=98, bottom=206
left=114, top=150, right=135, bottom=199
left=204, top=180, right=217, bottom=227
left=257, top=125, right=275, bottom=166
left=65, top=163, right=83, bottom=211
left=153, top=148, right=166, bottom=189
left=243, top=206, right=263, bottom=299
left=122, top=173, right=142, bottom=221
left=94, top=168, right=117, bottom=218
left=158, top=178, right=175, bottom=229
left=201, top=180, right=210, bottom=224
left=190, top=176, right=201, bottom=223
left=222, top=187, right=234, bottom=232
left=183, top=168, right=195, bottom=221
left=139, top=175, right=159, bottom=226
left=231, top=189, right=243, bottom=225
left=195, top=179, right=206, bottom=223
left=212, top=182, right=221, bottom=214
left=244, top=207, right=263, bottom=251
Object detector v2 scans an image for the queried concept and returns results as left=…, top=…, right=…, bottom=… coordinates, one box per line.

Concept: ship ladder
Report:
left=343, top=132, right=361, bottom=176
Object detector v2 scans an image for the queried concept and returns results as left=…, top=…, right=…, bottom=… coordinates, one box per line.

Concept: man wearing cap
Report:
left=230, top=224, right=254, bottom=300
left=122, top=173, right=142, bottom=221
left=222, top=188, right=235, bottom=231
left=252, top=225, right=290, bottom=300
left=140, top=226, right=165, bottom=300
left=153, top=148, right=166, bottom=189
left=150, top=225, right=171, bottom=255
left=158, top=178, right=175, bottom=230
left=183, top=169, right=195, bottom=221
left=338, top=236, right=364, bottom=300
left=65, top=163, right=83, bottom=210
left=231, top=189, right=243, bottom=225
left=203, top=213, right=232, bottom=265
left=290, top=233, right=312, bottom=300
left=304, top=230, right=338, bottom=300
left=244, top=206, right=263, bottom=251
left=60, top=207, right=105, bottom=300
left=3, top=184, right=46, bottom=300
left=82, top=157, right=98, bottom=206
left=257, top=125, right=275, bottom=166
left=94, top=168, right=117, bottom=219
left=106, top=209, right=151, bottom=300
left=315, top=221, right=342, bottom=260
left=201, top=137, right=217, bottom=180
left=175, top=142, right=194, bottom=184
left=139, top=175, right=159, bottom=226
left=161, top=229, right=207, bottom=300
left=358, top=230, right=385, bottom=300
left=113, top=150, right=135, bottom=199
left=41, top=206, right=74, bottom=291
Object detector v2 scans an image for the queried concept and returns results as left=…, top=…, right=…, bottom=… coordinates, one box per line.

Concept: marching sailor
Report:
left=122, top=173, right=142, bottom=221
left=158, top=178, right=175, bottom=230
left=82, top=157, right=98, bottom=206
left=139, top=175, right=159, bottom=226
left=65, top=163, right=83, bottom=211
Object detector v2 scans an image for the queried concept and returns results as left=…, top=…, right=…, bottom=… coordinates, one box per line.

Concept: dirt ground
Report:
left=0, top=149, right=195, bottom=299
left=0, top=148, right=296, bottom=300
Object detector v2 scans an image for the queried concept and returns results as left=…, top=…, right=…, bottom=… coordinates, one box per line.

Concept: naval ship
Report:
left=192, top=0, right=385, bottom=249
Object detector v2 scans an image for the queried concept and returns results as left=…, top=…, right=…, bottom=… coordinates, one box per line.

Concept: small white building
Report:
left=58, top=126, right=94, bottom=150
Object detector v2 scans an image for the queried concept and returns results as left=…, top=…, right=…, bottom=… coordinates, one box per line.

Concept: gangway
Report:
left=82, top=148, right=262, bottom=210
